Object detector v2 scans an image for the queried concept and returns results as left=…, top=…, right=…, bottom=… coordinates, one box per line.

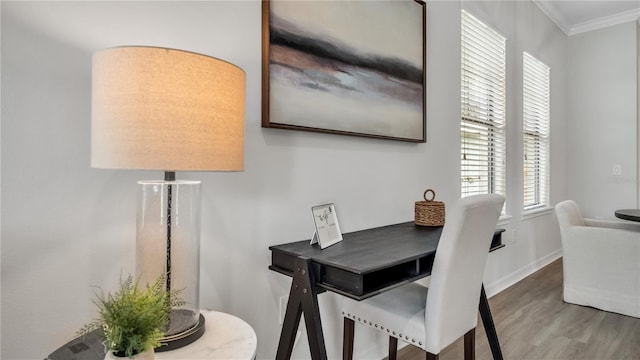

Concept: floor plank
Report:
left=395, top=259, right=640, bottom=360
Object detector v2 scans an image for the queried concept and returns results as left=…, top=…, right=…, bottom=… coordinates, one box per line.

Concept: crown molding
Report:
left=533, top=0, right=640, bottom=36
left=533, top=0, right=572, bottom=35
left=569, top=8, right=640, bottom=36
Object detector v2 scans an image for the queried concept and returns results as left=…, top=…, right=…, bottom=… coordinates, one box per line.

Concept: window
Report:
left=460, top=10, right=506, bottom=199
left=522, top=52, right=550, bottom=210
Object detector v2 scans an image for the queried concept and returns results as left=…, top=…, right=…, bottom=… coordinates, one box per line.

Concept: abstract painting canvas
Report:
left=262, top=0, right=426, bottom=142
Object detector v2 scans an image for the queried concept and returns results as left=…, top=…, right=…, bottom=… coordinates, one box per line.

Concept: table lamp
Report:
left=91, top=46, right=245, bottom=350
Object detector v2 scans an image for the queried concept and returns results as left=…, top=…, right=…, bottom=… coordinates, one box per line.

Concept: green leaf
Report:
left=78, top=273, right=183, bottom=356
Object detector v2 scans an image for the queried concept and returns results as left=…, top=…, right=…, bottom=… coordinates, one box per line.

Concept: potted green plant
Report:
left=79, top=274, right=183, bottom=359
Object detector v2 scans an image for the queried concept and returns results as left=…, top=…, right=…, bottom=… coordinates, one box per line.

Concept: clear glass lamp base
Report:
left=137, top=180, right=204, bottom=352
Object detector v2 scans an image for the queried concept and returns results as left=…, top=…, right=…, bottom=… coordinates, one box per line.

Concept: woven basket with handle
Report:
left=414, top=189, right=445, bottom=226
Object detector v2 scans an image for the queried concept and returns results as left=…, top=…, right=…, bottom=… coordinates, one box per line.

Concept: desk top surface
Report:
left=270, top=222, right=442, bottom=274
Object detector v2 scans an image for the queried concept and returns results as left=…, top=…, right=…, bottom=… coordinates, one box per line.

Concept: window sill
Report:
left=521, top=206, right=553, bottom=220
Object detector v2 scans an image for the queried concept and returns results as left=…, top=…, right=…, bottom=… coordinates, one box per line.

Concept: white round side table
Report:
left=156, top=310, right=257, bottom=360
left=47, top=311, right=257, bottom=360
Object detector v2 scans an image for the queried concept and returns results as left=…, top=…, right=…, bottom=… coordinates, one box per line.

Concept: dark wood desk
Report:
left=269, top=222, right=505, bottom=360
left=615, top=209, right=640, bottom=222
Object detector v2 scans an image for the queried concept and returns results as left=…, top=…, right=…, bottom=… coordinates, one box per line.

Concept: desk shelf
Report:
left=320, top=254, right=435, bottom=299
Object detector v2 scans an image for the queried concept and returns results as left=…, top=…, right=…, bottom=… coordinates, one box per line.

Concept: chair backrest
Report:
left=424, top=194, right=505, bottom=354
left=555, top=200, right=586, bottom=232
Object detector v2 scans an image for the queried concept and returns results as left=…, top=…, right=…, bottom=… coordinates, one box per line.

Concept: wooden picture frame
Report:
left=311, top=203, right=343, bottom=249
left=262, top=0, right=426, bottom=142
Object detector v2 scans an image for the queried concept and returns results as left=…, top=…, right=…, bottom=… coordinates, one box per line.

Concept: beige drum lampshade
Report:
left=91, top=46, right=245, bottom=171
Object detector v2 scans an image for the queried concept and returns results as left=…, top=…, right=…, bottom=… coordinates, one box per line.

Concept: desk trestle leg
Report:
left=276, top=256, right=327, bottom=360
left=479, top=285, right=503, bottom=360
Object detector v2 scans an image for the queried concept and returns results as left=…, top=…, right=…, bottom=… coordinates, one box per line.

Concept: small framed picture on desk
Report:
left=311, top=203, right=343, bottom=249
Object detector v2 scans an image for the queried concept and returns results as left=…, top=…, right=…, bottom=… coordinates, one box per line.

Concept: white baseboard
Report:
left=484, top=249, right=562, bottom=298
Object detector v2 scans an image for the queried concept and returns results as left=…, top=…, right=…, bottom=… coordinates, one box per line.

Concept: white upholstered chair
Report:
left=555, top=200, right=640, bottom=318
left=342, top=194, right=505, bottom=360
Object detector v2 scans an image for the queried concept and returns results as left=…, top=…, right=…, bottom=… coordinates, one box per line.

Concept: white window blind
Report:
left=461, top=10, right=506, bottom=199
left=523, top=52, right=550, bottom=210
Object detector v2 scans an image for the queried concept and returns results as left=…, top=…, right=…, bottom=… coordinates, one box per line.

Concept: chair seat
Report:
left=342, top=282, right=429, bottom=350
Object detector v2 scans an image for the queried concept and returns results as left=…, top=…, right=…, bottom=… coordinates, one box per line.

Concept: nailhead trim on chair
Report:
left=345, top=313, right=424, bottom=350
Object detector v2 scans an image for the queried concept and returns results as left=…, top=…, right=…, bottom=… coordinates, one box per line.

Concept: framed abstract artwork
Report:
left=262, top=0, right=426, bottom=142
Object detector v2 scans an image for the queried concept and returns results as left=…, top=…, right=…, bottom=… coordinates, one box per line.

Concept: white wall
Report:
left=567, top=21, right=639, bottom=218
left=1, top=1, right=566, bottom=359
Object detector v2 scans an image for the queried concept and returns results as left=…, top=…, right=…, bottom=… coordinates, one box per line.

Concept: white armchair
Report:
left=555, top=200, right=640, bottom=318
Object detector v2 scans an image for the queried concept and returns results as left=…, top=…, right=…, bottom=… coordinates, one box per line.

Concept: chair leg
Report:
left=388, top=336, right=398, bottom=360
left=343, top=317, right=354, bottom=360
left=464, top=328, right=476, bottom=360
left=426, top=352, right=439, bottom=360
